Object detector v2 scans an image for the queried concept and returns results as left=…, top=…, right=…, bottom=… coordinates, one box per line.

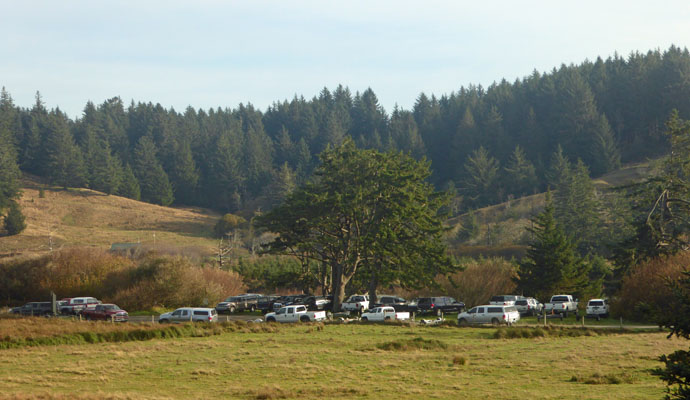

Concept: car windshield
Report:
left=589, top=301, right=604, bottom=306
left=104, top=305, right=120, bottom=311
left=515, top=300, right=527, bottom=305
left=417, top=298, right=431, bottom=305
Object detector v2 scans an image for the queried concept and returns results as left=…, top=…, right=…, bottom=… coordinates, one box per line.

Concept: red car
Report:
left=81, top=304, right=129, bottom=322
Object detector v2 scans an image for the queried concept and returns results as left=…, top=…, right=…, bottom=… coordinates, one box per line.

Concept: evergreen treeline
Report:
left=1, top=46, right=690, bottom=213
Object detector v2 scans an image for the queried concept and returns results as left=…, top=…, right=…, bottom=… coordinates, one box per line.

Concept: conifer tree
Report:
left=463, top=146, right=501, bottom=207
left=3, top=200, right=26, bottom=236
left=117, top=163, right=141, bottom=201
left=516, top=193, right=589, bottom=300
left=132, top=136, right=173, bottom=206
left=504, top=145, right=538, bottom=197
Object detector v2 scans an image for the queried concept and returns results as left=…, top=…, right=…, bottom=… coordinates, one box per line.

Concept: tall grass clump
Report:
left=376, top=336, right=448, bottom=351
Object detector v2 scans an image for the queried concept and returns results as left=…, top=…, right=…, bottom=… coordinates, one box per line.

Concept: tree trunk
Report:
left=367, top=268, right=379, bottom=306
left=331, top=264, right=345, bottom=312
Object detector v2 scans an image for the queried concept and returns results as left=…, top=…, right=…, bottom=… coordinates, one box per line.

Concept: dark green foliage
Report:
left=463, top=146, right=501, bottom=206
left=117, top=163, right=141, bottom=200
left=132, top=136, right=173, bottom=206
left=1, top=47, right=690, bottom=212
left=232, top=256, right=305, bottom=292
left=0, top=128, right=21, bottom=210
left=654, top=270, right=690, bottom=399
left=256, top=139, right=454, bottom=311
left=213, top=214, right=247, bottom=238
left=516, top=193, right=598, bottom=300
left=3, top=200, right=26, bottom=236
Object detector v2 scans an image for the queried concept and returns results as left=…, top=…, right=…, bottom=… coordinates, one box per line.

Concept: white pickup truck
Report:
left=264, top=305, right=326, bottom=323
left=544, top=295, right=579, bottom=316
left=360, top=306, right=410, bottom=322
left=341, top=295, right=369, bottom=312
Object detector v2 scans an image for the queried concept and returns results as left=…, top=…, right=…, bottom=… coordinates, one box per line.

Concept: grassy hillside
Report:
left=0, top=177, right=222, bottom=259
left=446, top=161, right=655, bottom=258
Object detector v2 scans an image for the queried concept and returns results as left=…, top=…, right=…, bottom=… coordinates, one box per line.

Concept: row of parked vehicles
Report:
left=11, top=297, right=130, bottom=322
left=9, top=292, right=610, bottom=326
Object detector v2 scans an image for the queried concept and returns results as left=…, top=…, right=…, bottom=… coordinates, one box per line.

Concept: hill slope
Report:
left=0, top=177, right=221, bottom=259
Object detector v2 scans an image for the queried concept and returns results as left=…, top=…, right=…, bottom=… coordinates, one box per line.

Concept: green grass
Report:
left=0, top=321, right=685, bottom=399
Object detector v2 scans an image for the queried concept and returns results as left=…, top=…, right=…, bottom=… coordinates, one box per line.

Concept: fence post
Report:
left=151, top=315, right=154, bottom=324
left=581, top=315, right=584, bottom=327
left=543, top=310, right=546, bottom=327
left=619, top=316, right=623, bottom=330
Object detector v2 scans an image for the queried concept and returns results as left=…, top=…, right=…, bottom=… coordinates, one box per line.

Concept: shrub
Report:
left=436, top=257, right=517, bottom=307
left=611, top=252, right=690, bottom=321
left=3, top=200, right=26, bottom=236
left=214, top=213, right=247, bottom=238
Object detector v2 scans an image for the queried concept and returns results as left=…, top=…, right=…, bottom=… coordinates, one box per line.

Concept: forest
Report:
left=1, top=46, right=689, bottom=219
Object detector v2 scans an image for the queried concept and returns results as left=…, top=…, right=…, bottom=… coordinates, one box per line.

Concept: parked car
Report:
left=341, top=295, right=369, bottom=312
left=256, top=295, right=280, bottom=314
left=371, top=295, right=410, bottom=312
left=264, top=305, right=326, bottom=323
left=272, top=295, right=310, bottom=312
left=300, top=296, right=331, bottom=311
left=586, top=299, right=609, bottom=319
left=544, top=295, right=579, bottom=316
left=215, top=294, right=263, bottom=314
left=514, top=298, right=542, bottom=316
left=489, top=295, right=522, bottom=306
left=81, top=304, right=129, bottom=322
left=457, top=305, right=520, bottom=326
left=360, top=306, right=410, bottom=322
left=60, top=297, right=101, bottom=315
left=15, top=302, right=55, bottom=317
left=159, top=308, right=218, bottom=323
left=414, top=297, right=465, bottom=315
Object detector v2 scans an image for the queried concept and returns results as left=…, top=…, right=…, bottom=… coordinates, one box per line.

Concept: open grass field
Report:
left=0, top=318, right=685, bottom=399
left=0, top=177, right=221, bottom=259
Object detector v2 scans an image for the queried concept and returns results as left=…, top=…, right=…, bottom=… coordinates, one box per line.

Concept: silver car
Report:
left=457, top=305, right=520, bottom=326
left=159, top=307, right=218, bottom=323
left=514, top=298, right=543, bottom=316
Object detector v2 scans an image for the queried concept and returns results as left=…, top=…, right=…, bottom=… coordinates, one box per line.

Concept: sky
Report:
left=2, top=1, right=690, bottom=118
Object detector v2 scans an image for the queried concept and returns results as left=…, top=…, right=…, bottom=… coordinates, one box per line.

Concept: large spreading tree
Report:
left=255, top=139, right=454, bottom=311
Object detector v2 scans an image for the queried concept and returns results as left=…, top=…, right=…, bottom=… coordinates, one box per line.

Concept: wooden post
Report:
left=111, top=315, right=114, bottom=323
left=543, top=310, right=546, bottom=327
left=151, top=315, right=154, bottom=324
left=226, top=315, right=230, bottom=322
left=619, top=316, right=623, bottom=329
left=581, top=315, right=584, bottom=327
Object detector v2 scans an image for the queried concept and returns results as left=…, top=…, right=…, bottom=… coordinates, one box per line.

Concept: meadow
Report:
left=0, top=317, right=684, bottom=400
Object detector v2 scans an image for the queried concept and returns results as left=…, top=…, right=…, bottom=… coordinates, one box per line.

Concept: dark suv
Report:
left=372, top=296, right=409, bottom=312
left=414, top=297, right=465, bottom=315
left=215, top=294, right=263, bottom=314
left=15, top=302, right=56, bottom=316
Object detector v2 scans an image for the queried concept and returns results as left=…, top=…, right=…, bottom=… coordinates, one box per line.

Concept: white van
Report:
left=457, top=305, right=520, bottom=326
left=159, top=307, right=218, bottom=323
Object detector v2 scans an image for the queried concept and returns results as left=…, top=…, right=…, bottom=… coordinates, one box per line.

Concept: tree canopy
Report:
left=255, top=139, right=454, bottom=311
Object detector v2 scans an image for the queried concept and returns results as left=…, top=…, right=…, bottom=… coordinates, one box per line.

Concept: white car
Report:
left=159, top=307, right=218, bottom=323
left=457, top=305, right=520, bottom=326
left=514, top=298, right=543, bottom=316
left=360, top=307, right=410, bottom=322
left=586, top=299, right=609, bottom=319
left=341, top=295, right=369, bottom=312
left=489, top=295, right=521, bottom=306
left=264, top=305, right=326, bottom=323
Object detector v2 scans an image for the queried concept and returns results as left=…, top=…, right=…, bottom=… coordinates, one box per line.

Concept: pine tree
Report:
left=117, top=163, right=141, bottom=200
left=3, top=200, right=26, bottom=236
left=516, top=193, right=589, bottom=300
left=41, top=112, right=87, bottom=188
left=463, top=146, right=501, bottom=207
left=590, top=114, right=621, bottom=175
left=132, top=136, right=173, bottom=206
left=504, top=145, right=538, bottom=197
left=0, top=125, right=21, bottom=210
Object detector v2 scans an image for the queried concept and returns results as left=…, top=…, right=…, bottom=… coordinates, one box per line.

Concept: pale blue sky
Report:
left=2, top=1, right=689, bottom=118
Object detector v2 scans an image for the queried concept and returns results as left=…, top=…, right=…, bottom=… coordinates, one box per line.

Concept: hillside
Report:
left=446, top=160, right=655, bottom=258
left=0, top=176, right=222, bottom=259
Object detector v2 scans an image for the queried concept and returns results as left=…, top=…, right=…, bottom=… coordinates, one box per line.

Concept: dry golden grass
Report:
left=0, top=316, right=162, bottom=340
left=0, top=177, right=221, bottom=258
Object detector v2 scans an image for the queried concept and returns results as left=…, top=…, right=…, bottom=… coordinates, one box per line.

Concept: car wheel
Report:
left=229, top=306, right=236, bottom=314
left=250, top=305, right=256, bottom=312
left=458, top=318, right=469, bottom=327
left=384, top=316, right=391, bottom=321
left=266, top=317, right=276, bottom=323
left=159, top=319, right=169, bottom=324
left=300, top=316, right=310, bottom=323
left=596, top=315, right=601, bottom=321
left=491, top=318, right=500, bottom=326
